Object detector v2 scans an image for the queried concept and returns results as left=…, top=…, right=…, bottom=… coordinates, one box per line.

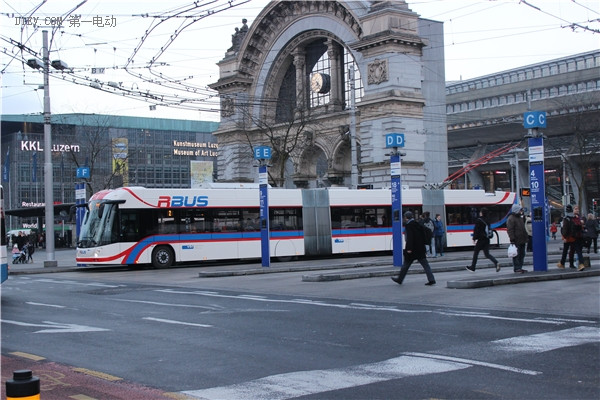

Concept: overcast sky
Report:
left=1, top=0, right=598, bottom=122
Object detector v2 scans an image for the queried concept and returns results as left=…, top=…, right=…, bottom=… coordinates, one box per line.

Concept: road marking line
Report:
left=72, top=368, right=122, bottom=381
left=491, top=326, right=600, bottom=353
left=1, top=319, right=109, bottom=333
left=157, top=289, right=583, bottom=325
left=9, top=351, right=46, bottom=361
left=70, top=395, right=99, bottom=400
left=33, top=278, right=121, bottom=288
left=182, top=355, right=470, bottom=400
left=113, top=298, right=222, bottom=311
left=404, top=352, right=542, bottom=375
left=143, top=317, right=213, bottom=328
left=26, top=302, right=66, bottom=308
left=182, top=325, right=598, bottom=399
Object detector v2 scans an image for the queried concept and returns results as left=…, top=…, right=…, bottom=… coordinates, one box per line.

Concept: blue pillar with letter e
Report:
left=524, top=111, right=548, bottom=271
left=386, top=133, right=405, bottom=267
left=254, top=146, right=271, bottom=267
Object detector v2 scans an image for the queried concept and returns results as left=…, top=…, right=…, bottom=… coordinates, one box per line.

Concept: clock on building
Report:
left=310, top=72, right=331, bottom=94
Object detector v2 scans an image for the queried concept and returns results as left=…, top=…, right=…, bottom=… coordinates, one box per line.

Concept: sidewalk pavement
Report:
left=7, top=241, right=599, bottom=288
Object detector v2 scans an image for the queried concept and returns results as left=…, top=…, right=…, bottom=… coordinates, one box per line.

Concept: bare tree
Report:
left=234, top=89, right=325, bottom=187
left=55, top=114, right=131, bottom=196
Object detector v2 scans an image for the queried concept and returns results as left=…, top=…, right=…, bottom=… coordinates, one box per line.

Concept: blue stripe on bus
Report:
left=124, top=231, right=305, bottom=264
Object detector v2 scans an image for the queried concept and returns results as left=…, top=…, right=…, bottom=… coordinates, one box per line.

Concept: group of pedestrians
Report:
left=391, top=202, right=597, bottom=288
left=557, top=204, right=598, bottom=271
left=416, top=212, right=445, bottom=257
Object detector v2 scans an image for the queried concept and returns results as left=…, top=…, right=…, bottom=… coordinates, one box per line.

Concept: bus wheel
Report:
left=152, top=246, right=174, bottom=268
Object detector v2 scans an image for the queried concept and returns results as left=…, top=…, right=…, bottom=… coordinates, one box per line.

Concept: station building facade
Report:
left=209, top=0, right=447, bottom=189
left=1, top=113, right=218, bottom=230
left=445, top=50, right=600, bottom=216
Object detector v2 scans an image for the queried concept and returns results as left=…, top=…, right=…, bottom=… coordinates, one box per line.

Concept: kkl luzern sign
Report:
left=20, top=140, right=81, bottom=153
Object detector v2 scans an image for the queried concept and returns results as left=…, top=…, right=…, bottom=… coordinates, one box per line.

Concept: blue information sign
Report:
left=76, top=166, right=90, bottom=179
left=390, top=153, right=403, bottom=267
left=259, top=164, right=270, bottom=267
left=254, top=146, right=272, bottom=160
left=385, top=133, right=405, bottom=148
left=529, top=136, right=548, bottom=271
left=523, top=111, right=546, bottom=129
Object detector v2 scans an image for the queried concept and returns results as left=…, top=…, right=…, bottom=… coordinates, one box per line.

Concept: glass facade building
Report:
left=1, top=113, right=218, bottom=231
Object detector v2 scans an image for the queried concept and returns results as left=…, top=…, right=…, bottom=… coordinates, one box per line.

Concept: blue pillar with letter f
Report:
left=524, top=111, right=548, bottom=271
left=386, top=133, right=405, bottom=267
left=254, top=146, right=272, bottom=267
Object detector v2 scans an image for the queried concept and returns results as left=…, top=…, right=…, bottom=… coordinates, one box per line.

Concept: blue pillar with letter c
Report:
left=386, top=133, right=405, bottom=267
left=524, top=112, right=548, bottom=271
left=254, top=146, right=271, bottom=267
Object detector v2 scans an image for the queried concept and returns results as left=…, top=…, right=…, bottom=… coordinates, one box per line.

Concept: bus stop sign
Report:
left=523, top=111, right=546, bottom=129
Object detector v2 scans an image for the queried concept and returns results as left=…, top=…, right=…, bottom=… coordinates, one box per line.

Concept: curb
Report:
left=446, top=268, right=600, bottom=288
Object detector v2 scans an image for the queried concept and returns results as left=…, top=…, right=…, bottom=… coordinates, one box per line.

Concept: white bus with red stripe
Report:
left=76, top=187, right=516, bottom=268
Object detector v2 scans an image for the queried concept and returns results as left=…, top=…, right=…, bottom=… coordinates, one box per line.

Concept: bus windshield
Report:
left=78, top=201, right=119, bottom=248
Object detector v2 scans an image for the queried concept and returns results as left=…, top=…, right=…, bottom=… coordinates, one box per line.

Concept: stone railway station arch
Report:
left=209, top=0, right=447, bottom=188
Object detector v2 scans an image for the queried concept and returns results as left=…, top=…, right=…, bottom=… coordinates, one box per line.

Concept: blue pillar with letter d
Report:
left=386, top=133, right=405, bottom=267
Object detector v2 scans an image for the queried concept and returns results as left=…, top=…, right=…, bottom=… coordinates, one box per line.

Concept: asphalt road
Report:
left=2, top=249, right=599, bottom=400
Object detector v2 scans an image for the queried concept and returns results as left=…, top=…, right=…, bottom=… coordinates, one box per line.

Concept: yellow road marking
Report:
left=9, top=351, right=45, bottom=361
left=163, top=393, right=197, bottom=400
left=71, top=368, right=122, bottom=381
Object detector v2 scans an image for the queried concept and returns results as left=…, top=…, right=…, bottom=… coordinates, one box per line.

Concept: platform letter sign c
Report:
left=523, top=111, right=546, bottom=129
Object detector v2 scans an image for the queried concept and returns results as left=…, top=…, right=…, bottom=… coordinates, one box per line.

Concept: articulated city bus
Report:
left=76, top=186, right=517, bottom=268
left=1, top=186, right=8, bottom=283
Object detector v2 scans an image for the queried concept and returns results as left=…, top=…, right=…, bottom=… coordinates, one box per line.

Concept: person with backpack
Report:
left=466, top=208, right=500, bottom=273
left=558, top=205, right=585, bottom=271
left=421, top=211, right=435, bottom=257
left=391, top=211, right=436, bottom=286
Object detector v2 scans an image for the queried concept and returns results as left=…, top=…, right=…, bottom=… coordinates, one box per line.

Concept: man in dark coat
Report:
left=506, top=204, right=528, bottom=273
left=391, top=211, right=436, bottom=286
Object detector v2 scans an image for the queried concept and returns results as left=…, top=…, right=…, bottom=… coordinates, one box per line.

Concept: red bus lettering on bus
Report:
left=157, top=195, right=209, bottom=208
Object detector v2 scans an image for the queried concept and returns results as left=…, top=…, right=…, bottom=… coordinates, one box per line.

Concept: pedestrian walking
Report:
left=583, top=213, right=598, bottom=254
left=421, top=211, right=435, bottom=256
left=570, top=206, right=586, bottom=270
left=557, top=205, right=585, bottom=270
left=391, top=211, right=436, bottom=286
left=433, top=214, right=445, bottom=257
left=466, top=208, right=500, bottom=272
left=506, top=204, right=528, bottom=273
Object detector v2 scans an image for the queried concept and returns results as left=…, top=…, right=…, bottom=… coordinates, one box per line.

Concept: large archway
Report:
left=209, top=1, right=447, bottom=189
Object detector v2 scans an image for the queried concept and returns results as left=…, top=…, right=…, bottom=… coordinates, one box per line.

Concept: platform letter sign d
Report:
left=523, top=111, right=546, bottom=129
left=385, top=133, right=405, bottom=148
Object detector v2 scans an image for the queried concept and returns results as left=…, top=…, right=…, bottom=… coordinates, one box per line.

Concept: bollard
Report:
left=5, top=370, right=40, bottom=400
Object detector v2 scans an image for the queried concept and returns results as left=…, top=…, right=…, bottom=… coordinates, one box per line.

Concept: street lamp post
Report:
left=27, top=31, right=58, bottom=266
left=42, top=30, right=56, bottom=267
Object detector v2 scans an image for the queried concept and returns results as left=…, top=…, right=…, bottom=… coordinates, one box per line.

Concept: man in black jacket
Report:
left=391, top=211, right=436, bottom=286
left=466, top=208, right=500, bottom=272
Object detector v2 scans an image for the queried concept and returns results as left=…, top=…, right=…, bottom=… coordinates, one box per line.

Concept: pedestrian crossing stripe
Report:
left=181, top=325, right=600, bottom=400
